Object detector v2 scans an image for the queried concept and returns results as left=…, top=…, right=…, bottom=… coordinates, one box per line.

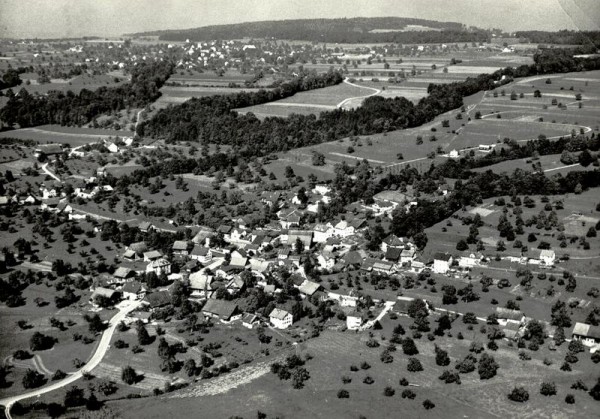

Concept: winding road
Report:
left=0, top=300, right=141, bottom=418
left=41, top=163, right=60, bottom=182
left=337, top=78, right=382, bottom=109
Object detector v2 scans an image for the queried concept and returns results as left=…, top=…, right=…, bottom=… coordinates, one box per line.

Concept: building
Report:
left=172, top=240, right=191, bottom=256
left=572, top=322, right=600, bottom=346
left=346, top=311, right=364, bottom=330
left=269, top=308, right=293, bottom=329
left=146, top=258, right=171, bottom=276
left=433, top=253, right=453, bottom=274
left=381, top=235, right=404, bottom=253
left=122, top=281, right=146, bottom=300
left=190, top=246, right=212, bottom=263
left=298, top=280, right=321, bottom=298
left=540, top=249, right=556, bottom=266
left=495, top=307, right=524, bottom=326
left=33, top=144, right=63, bottom=159
left=202, top=299, right=240, bottom=322
left=288, top=230, right=313, bottom=249
left=89, top=287, right=120, bottom=307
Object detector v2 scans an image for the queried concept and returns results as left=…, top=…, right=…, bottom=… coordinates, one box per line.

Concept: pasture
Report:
left=0, top=125, right=134, bottom=147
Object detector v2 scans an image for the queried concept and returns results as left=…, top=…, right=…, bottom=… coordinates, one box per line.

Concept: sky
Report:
left=0, top=0, right=598, bottom=39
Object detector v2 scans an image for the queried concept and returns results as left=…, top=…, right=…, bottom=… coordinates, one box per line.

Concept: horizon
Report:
left=0, top=0, right=599, bottom=40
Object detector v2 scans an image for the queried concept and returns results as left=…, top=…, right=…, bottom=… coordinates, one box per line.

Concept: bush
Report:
left=384, top=386, right=395, bottom=397
left=337, top=389, right=349, bottom=398
left=508, top=387, right=529, bottom=402
left=363, top=376, right=374, bottom=384
left=478, top=353, right=499, bottom=379
left=360, top=361, right=370, bottom=370
left=401, top=389, right=416, bottom=399
left=121, top=366, right=138, bottom=385
left=565, top=394, right=575, bottom=404
left=423, top=399, right=435, bottom=410
left=399, top=377, right=409, bottom=386
left=540, top=382, right=557, bottom=396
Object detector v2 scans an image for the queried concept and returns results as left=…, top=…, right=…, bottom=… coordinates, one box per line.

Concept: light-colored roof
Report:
left=572, top=322, right=591, bottom=337
left=114, top=266, right=132, bottom=278
left=149, top=258, right=170, bottom=268
left=270, top=308, right=291, bottom=320
left=172, top=240, right=189, bottom=251
left=298, top=280, right=320, bottom=296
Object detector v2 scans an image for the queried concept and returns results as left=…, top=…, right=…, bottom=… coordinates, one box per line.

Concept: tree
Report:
left=589, top=377, right=600, bottom=400
left=435, top=345, right=450, bottom=366
left=30, top=332, right=55, bottom=351
left=121, top=366, right=138, bottom=385
left=64, top=385, right=86, bottom=407
left=22, top=369, right=45, bottom=389
left=384, top=386, right=395, bottom=397
left=402, top=338, right=419, bottom=355
left=508, top=387, right=529, bottom=402
left=311, top=151, right=326, bottom=166
left=478, top=353, right=499, bottom=379
left=456, top=239, right=468, bottom=251
left=423, top=399, right=435, bottom=409
left=540, top=382, right=557, bottom=396
left=337, top=389, right=349, bottom=398
left=84, top=314, right=106, bottom=334
left=407, top=358, right=423, bottom=372
left=86, top=391, right=102, bottom=410
left=137, top=324, right=153, bottom=345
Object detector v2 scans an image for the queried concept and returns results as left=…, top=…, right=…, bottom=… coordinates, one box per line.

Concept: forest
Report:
left=138, top=49, right=600, bottom=160
left=131, top=17, right=486, bottom=44
left=0, top=61, right=174, bottom=128
left=515, top=30, right=600, bottom=49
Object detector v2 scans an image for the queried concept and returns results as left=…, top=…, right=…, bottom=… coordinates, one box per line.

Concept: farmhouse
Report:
left=241, top=313, right=259, bottom=329
left=90, top=287, right=120, bottom=307
left=269, top=308, right=293, bottom=329
left=433, top=252, right=453, bottom=274
left=34, top=144, right=63, bottom=158
left=113, top=266, right=134, bottom=282
left=121, top=281, right=146, bottom=300
left=346, top=311, right=365, bottom=330
left=572, top=322, right=600, bottom=347
left=298, top=280, right=321, bottom=298
left=172, top=240, right=191, bottom=256
left=496, top=307, right=524, bottom=326
left=144, top=291, right=171, bottom=309
left=288, top=230, right=313, bottom=249
left=202, top=299, right=240, bottom=322
left=190, top=246, right=212, bottom=263
left=381, top=234, right=404, bottom=253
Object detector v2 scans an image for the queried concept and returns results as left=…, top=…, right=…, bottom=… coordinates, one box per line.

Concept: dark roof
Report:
left=385, top=248, right=402, bottom=262
left=433, top=252, right=453, bottom=261
left=202, top=299, right=238, bottom=320
left=144, top=291, right=171, bottom=308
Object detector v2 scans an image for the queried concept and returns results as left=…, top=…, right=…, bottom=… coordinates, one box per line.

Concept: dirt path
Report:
left=41, top=163, right=60, bottom=182
left=336, top=79, right=381, bottom=109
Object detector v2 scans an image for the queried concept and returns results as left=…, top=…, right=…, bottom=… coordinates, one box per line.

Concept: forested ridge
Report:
left=131, top=17, right=488, bottom=44
left=138, top=49, right=600, bottom=159
left=0, top=61, right=174, bottom=128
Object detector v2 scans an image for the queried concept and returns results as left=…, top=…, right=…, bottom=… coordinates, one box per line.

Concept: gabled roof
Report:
left=270, top=308, right=291, bottom=320
left=383, top=234, right=404, bottom=246
left=496, top=307, right=523, bottom=321
left=202, top=299, right=238, bottom=319
left=433, top=252, right=453, bottom=262
left=122, top=281, right=144, bottom=294
left=145, top=291, right=171, bottom=307
left=298, top=280, right=320, bottom=296
left=172, top=240, right=189, bottom=251
left=138, top=221, right=153, bottom=231
left=189, top=271, right=212, bottom=290
left=91, top=287, right=117, bottom=299
left=144, top=250, right=163, bottom=260
left=343, top=251, right=363, bottom=265
left=114, top=266, right=133, bottom=279
left=385, top=248, right=402, bottom=261
left=129, top=241, right=148, bottom=253
left=572, top=322, right=600, bottom=339
left=191, top=246, right=210, bottom=257
left=149, top=258, right=170, bottom=268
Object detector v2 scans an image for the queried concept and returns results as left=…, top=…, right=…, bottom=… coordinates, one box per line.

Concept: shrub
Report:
left=360, top=361, right=370, bottom=370
left=478, top=353, right=499, bottom=379
left=363, top=376, right=374, bottom=384
left=508, top=387, right=529, bottom=402
left=540, top=382, right=557, bottom=396
left=384, top=386, right=395, bottom=397
left=399, top=377, right=409, bottom=386
left=423, top=399, right=435, bottom=410
left=401, top=389, right=416, bottom=399
left=565, top=394, right=575, bottom=404
left=337, top=389, right=349, bottom=398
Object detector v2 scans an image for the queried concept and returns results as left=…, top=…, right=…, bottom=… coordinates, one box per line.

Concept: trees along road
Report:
left=0, top=300, right=142, bottom=418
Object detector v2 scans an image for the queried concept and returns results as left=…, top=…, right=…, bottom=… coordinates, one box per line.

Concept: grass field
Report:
left=0, top=125, right=134, bottom=147
left=0, top=73, right=128, bottom=96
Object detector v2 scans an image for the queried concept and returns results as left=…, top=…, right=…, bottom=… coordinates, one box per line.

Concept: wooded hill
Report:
left=130, top=17, right=489, bottom=44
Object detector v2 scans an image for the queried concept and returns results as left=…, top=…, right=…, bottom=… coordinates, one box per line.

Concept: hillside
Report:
left=130, top=17, right=490, bottom=43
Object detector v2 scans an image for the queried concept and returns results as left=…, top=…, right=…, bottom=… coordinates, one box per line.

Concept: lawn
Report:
left=0, top=125, right=134, bottom=147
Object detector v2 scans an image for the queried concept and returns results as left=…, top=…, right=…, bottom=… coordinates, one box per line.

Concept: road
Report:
left=41, top=163, right=60, bottom=182
left=0, top=300, right=141, bottom=417
left=337, top=78, right=381, bottom=109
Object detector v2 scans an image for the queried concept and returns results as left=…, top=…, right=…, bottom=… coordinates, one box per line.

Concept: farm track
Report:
left=337, top=79, right=381, bottom=109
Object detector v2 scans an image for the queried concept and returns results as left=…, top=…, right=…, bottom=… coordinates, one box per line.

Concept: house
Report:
left=495, top=307, right=524, bottom=326
left=122, top=281, right=146, bottom=300
left=396, top=296, right=418, bottom=314
left=278, top=248, right=291, bottom=260
left=333, top=220, right=355, bottom=237
left=113, top=266, right=134, bottom=282
left=373, top=190, right=409, bottom=207
left=433, top=252, right=453, bottom=274
left=229, top=250, right=248, bottom=268
left=261, top=191, right=281, bottom=207
left=288, top=230, right=313, bottom=249
left=448, top=149, right=459, bottom=158
left=313, top=223, right=334, bottom=243
left=241, top=313, right=259, bottom=329
left=138, top=221, right=154, bottom=233
left=190, top=246, right=212, bottom=263
left=458, top=253, right=481, bottom=268
left=381, top=235, right=404, bottom=253
left=372, top=260, right=395, bottom=274
left=192, top=227, right=215, bottom=246
left=123, top=249, right=137, bottom=261
left=34, top=144, right=63, bottom=159
left=346, top=311, right=365, bottom=330
left=384, top=247, right=402, bottom=263
left=202, top=299, right=240, bottom=322
left=172, top=240, right=191, bottom=256
left=312, top=184, right=331, bottom=196
left=90, top=287, right=120, bottom=307
left=571, top=322, right=600, bottom=346
left=298, top=280, right=321, bottom=298
left=343, top=250, right=363, bottom=268
left=146, top=258, right=171, bottom=276
left=317, top=253, right=336, bottom=270
left=189, top=271, right=213, bottom=295
left=400, top=248, right=416, bottom=264
left=144, top=291, right=172, bottom=309
left=269, top=308, right=293, bottom=329
left=56, top=201, right=73, bottom=214
left=128, top=242, right=148, bottom=258
left=40, top=197, right=61, bottom=211
left=540, top=249, right=556, bottom=266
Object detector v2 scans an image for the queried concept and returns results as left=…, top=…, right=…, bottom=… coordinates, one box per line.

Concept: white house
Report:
left=540, top=249, right=556, bottom=266
left=346, top=311, right=364, bottom=330
left=270, top=308, right=293, bottom=329
left=572, top=322, right=600, bottom=347
left=433, top=253, right=453, bottom=274
left=146, top=258, right=171, bottom=276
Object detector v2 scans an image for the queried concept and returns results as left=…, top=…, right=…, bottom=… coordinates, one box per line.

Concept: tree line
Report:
left=0, top=61, right=174, bottom=128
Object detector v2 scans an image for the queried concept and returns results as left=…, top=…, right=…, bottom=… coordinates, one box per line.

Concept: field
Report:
left=0, top=73, right=128, bottom=97
left=471, top=153, right=597, bottom=176
left=0, top=125, right=134, bottom=147
left=106, top=325, right=600, bottom=419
